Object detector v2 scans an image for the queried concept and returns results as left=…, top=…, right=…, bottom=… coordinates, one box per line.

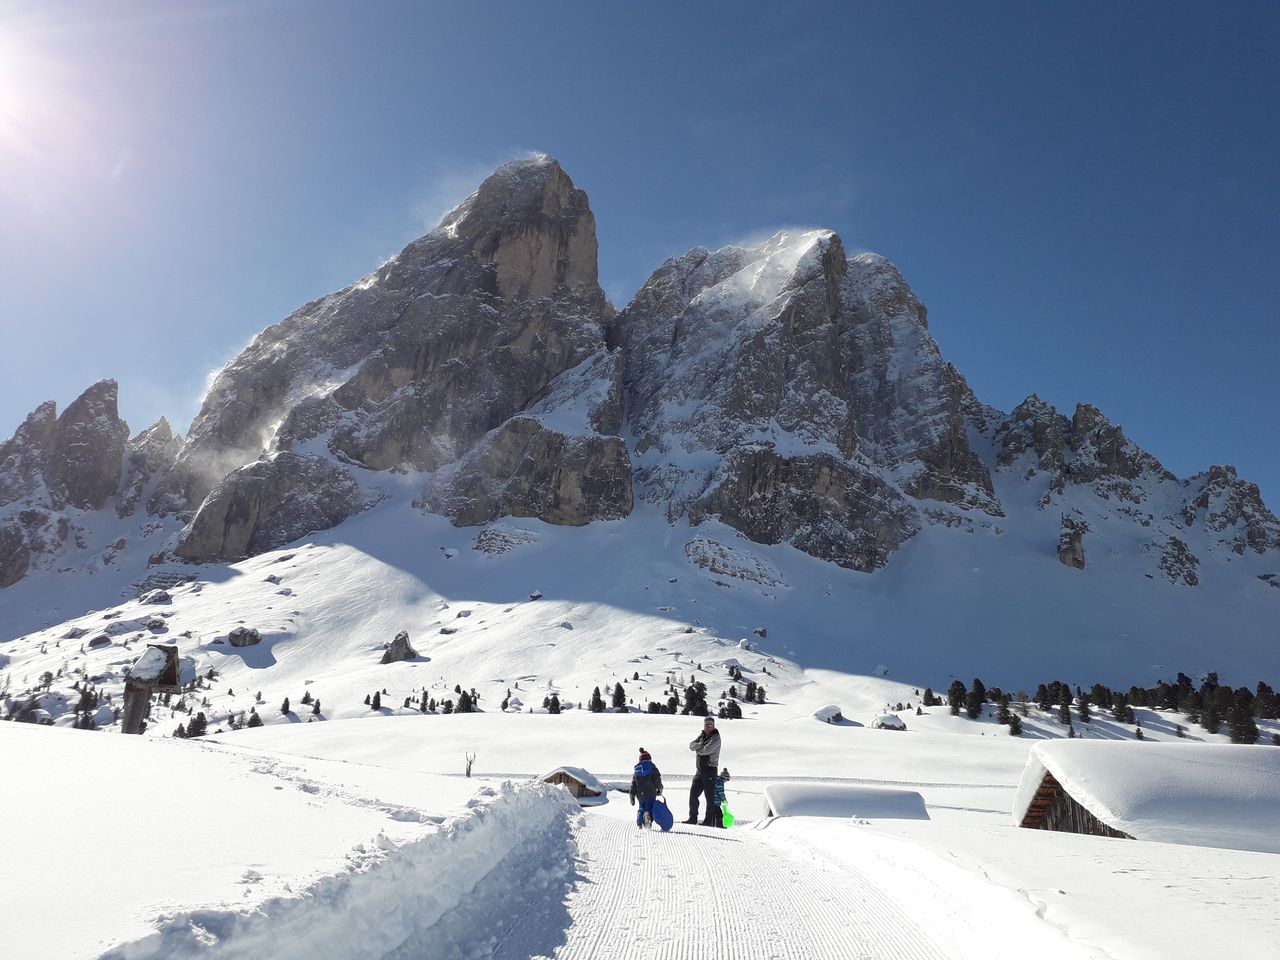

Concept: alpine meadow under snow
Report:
left=2, top=157, right=1278, bottom=959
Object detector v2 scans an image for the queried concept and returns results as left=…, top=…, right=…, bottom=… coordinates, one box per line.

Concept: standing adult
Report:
left=684, top=715, right=722, bottom=826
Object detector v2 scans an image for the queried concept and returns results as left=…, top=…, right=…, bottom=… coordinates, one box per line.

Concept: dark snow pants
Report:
left=689, top=772, right=721, bottom=826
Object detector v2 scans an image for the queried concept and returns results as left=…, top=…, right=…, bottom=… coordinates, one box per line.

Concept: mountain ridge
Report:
left=1, top=155, right=1277, bottom=682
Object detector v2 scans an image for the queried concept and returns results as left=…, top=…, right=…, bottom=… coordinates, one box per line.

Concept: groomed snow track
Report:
left=543, top=814, right=945, bottom=960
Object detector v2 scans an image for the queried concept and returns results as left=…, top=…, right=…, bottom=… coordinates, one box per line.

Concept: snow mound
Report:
left=1012, top=740, right=1280, bottom=853
left=763, top=783, right=929, bottom=821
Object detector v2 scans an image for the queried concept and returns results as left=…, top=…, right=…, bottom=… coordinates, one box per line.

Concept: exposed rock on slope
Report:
left=175, top=453, right=362, bottom=562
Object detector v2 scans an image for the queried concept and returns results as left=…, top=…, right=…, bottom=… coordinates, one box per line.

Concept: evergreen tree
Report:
left=922, top=687, right=937, bottom=707
left=442, top=699, right=454, bottom=714
left=996, top=695, right=1012, bottom=725
left=1008, top=714, right=1023, bottom=736
left=633, top=671, right=640, bottom=682
left=948, top=680, right=966, bottom=717
left=501, top=696, right=510, bottom=711
left=313, top=699, right=321, bottom=715
left=964, top=686, right=983, bottom=719
left=1228, top=691, right=1259, bottom=744
left=1135, top=726, right=1144, bottom=740
left=726, top=700, right=743, bottom=719
left=1077, top=696, right=1091, bottom=723
left=1202, top=702, right=1221, bottom=734
left=548, top=694, right=561, bottom=715
left=364, top=693, right=371, bottom=706
left=173, top=722, right=187, bottom=738
left=589, top=687, right=606, bottom=713
left=457, top=690, right=474, bottom=713
left=1058, top=700, right=1071, bottom=725
left=371, top=691, right=381, bottom=711
left=187, top=712, right=208, bottom=737
left=667, top=694, right=679, bottom=713
left=301, top=691, right=312, bottom=705
left=971, top=678, right=987, bottom=704
left=610, top=683, right=626, bottom=709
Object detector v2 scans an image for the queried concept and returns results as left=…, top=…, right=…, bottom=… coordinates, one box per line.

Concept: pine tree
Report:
left=1228, top=693, right=1259, bottom=744
left=1058, top=701, right=1071, bottom=725
left=458, top=690, right=473, bottom=713
left=313, top=699, right=321, bottom=715
left=964, top=687, right=983, bottom=720
left=726, top=699, right=743, bottom=720
left=1008, top=714, right=1022, bottom=736
left=371, top=691, right=381, bottom=711
left=364, top=693, right=371, bottom=705
left=948, top=680, right=966, bottom=717
left=1202, top=702, right=1221, bottom=734
left=633, top=671, right=640, bottom=682
left=1077, top=697, right=1091, bottom=723
left=281, top=697, right=290, bottom=715
left=301, top=691, right=312, bottom=705
left=612, top=683, right=626, bottom=709
left=187, top=712, right=208, bottom=737
left=174, top=722, right=187, bottom=738
left=548, top=694, right=561, bottom=715
left=501, top=696, right=510, bottom=711
left=590, top=687, right=605, bottom=713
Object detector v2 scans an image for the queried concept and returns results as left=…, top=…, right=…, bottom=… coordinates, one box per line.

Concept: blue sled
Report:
left=651, top=796, right=674, bottom=831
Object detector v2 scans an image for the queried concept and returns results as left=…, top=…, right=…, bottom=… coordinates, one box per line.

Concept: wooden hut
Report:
left=540, top=766, right=609, bottom=805
left=1012, top=740, right=1280, bottom=852
left=1017, top=771, right=1132, bottom=838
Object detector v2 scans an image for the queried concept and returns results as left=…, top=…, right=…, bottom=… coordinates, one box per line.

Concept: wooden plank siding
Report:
left=1019, top=773, right=1133, bottom=840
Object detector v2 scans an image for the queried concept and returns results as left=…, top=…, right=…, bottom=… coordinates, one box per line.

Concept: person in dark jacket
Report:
left=684, top=716, right=722, bottom=826
left=630, top=747, right=664, bottom=828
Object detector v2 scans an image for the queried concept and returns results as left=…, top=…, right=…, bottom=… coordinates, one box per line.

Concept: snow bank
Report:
left=763, top=783, right=929, bottom=820
left=1013, top=740, right=1280, bottom=853
left=1, top=723, right=579, bottom=960
left=102, top=780, right=579, bottom=960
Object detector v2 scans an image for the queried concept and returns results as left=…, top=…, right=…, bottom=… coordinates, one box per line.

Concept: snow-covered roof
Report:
left=762, top=783, right=928, bottom=820
left=813, top=705, right=844, bottom=722
left=540, top=765, right=609, bottom=795
left=1013, top=740, right=1280, bottom=854
left=125, top=646, right=170, bottom=683
left=871, top=715, right=906, bottom=730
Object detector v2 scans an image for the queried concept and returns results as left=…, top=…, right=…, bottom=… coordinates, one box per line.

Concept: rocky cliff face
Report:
left=620, top=230, right=996, bottom=570
left=150, top=156, right=627, bottom=560
left=2, top=155, right=1278, bottom=591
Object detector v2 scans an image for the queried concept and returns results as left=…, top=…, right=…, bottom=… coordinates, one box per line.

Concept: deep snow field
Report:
left=3, top=497, right=1280, bottom=959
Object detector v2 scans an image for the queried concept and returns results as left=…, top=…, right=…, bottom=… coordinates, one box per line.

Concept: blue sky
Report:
left=1, top=1, right=1277, bottom=502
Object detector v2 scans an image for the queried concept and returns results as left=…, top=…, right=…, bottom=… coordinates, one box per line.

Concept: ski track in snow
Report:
left=533, top=813, right=946, bottom=960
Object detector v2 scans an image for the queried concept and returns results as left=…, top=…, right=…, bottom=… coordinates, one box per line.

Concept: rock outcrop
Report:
left=381, top=630, right=418, bottom=664
left=1057, top=515, right=1088, bottom=569
left=117, top=418, right=183, bottom=518
left=175, top=452, right=362, bottom=562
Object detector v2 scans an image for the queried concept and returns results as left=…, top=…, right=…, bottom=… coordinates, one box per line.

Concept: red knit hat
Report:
left=638, top=748, right=651, bottom=761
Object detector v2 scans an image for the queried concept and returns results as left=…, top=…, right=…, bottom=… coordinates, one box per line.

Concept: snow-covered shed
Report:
left=1014, top=740, right=1280, bottom=853
left=540, top=766, right=609, bottom=806
left=870, top=714, right=906, bottom=731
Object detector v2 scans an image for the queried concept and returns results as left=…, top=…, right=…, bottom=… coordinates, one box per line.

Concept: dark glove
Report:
left=630, top=795, right=635, bottom=805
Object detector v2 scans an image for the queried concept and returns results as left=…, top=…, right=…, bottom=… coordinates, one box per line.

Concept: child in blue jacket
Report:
left=630, top=748, right=663, bottom=828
